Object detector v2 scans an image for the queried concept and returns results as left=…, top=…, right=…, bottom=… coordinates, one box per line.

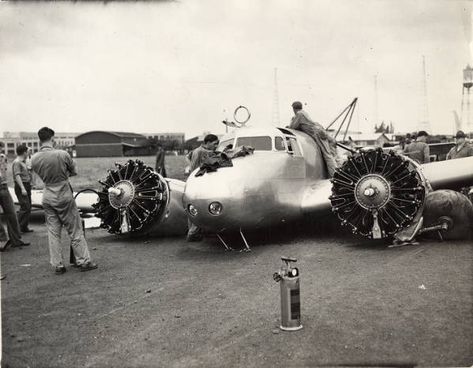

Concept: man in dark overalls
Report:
left=0, top=153, right=30, bottom=251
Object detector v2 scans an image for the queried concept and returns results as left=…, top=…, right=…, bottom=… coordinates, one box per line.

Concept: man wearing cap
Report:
left=288, top=101, right=338, bottom=177
left=446, top=131, right=473, bottom=160
left=403, top=130, right=430, bottom=164
left=31, top=127, right=97, bottom=274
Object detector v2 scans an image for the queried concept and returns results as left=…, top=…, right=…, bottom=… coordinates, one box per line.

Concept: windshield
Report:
left=235, top=136, right=272, bottom=151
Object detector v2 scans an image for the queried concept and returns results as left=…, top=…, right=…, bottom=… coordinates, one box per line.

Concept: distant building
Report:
left=0, top=131, right=78, bottom=156
left=335, top=132, right=393, bottom=147
left=75, top=131, right=151, bottom=157
left=146, top=132, right=185, bottom=144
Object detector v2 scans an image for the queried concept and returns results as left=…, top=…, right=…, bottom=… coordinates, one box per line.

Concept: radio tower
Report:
left=418, top=55, right=431, bottom=132
left=374, top=74, right=379, bottom=127
left=272, top=68, right=280, bottom=125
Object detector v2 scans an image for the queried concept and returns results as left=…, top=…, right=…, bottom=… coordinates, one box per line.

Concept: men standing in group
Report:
left=288, top=101, right=338, bottom=177
left=403, top=130, right=430, bottom=164
left=0, top=153, right=30, bottom=251
left=31, top=127, right=97, bottom=274
left=186, top=134, right=219, bottom=241
left=155, top=144, right=167, bottom=177
left=13, top=144, right=33, bottom=233
left=446, top=131, right=473, bottom=160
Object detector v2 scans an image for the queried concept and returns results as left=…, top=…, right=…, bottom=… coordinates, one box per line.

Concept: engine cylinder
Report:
left=330, top=149, right=426, bottom=238
left=93, top=160, right=187, bottom=236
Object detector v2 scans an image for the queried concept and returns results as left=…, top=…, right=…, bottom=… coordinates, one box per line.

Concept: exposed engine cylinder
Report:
left=93, top=160, right=187, bottom=236
left=330, top=149, right=426, bottom=238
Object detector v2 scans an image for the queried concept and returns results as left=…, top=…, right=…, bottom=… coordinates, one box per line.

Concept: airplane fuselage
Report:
left=182, top=127, right=328, bottom=233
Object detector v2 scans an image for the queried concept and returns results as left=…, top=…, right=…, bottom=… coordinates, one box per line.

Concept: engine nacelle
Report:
left=93, top=160, right=187, bottom=237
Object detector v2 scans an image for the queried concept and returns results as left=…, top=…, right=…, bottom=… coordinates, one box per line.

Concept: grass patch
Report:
left=5, top=155, right=188, bottom=191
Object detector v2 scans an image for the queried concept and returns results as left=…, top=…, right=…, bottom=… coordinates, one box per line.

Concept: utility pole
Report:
left=272, top=68, right=280, bottom=125
left=374, top=74, right=379, bottom=130
left=418, top=55, right=431, bottom=132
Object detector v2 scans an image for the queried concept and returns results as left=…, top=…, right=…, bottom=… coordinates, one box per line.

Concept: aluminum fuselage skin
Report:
left=182, top=127, right=328, bottom=233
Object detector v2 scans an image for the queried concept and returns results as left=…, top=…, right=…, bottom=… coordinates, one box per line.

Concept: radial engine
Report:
left=330, top=149, right=473, bottom=241
left=93, top=160, right=187, bottom=236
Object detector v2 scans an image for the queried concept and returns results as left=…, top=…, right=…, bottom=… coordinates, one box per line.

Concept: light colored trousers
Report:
left=42, top=182, right=91, bottom=267
left=312, top=134, right=338, bottom=177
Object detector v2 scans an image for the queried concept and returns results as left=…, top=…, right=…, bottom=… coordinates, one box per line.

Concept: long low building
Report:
left=75, top=131, right=151, bottom=157
left=0, top=131, right=78, bottom=156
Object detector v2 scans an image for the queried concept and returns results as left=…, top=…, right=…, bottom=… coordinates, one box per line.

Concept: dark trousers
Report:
left=14, top=182, right=32, bottom=231
left=0, top=184, right=22, bottom=245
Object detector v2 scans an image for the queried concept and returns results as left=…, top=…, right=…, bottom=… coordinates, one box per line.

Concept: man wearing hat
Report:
left=404, top=130, right=430, bottom=164
left=288, top=101, right=338, bottom=177
left=447, top=131, right=473, bottom=160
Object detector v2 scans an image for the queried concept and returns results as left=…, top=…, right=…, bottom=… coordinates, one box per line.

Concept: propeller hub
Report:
left=108, top=180, right=135, bottom=209
left=355, top=174, right=391, bottom=210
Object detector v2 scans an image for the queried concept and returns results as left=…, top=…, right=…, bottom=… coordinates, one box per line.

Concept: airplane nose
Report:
left=183, top=169, right=260, bottom=232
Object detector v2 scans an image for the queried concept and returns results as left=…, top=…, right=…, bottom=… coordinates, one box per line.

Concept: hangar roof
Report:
left=76, top=131, right=146, bottom=139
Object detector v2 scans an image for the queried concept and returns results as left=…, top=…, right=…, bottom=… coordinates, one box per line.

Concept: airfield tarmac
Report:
left=1, top=216, right=472, bottom=368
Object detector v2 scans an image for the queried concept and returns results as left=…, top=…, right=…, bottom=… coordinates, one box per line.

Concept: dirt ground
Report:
left=1, top=216, right=472, bottom=368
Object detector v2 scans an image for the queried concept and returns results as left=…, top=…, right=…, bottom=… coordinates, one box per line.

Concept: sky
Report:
left=0, top=0, right=471, bottom=138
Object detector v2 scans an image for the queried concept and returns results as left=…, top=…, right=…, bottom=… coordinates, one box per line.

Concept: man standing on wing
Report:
left=31, top=127, right=97, bottom=274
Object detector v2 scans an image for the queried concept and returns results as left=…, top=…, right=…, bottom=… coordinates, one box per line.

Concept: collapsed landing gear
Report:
left=421, top=190, right=473, bottom=240
left=216, top=229, right=252, bottom=252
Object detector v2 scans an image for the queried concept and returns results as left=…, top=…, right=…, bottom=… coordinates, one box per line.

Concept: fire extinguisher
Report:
left=273, top=256, right=302, bottom=331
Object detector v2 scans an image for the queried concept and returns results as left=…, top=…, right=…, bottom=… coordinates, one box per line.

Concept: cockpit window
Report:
left=236, top=136, right=272, bottom=151
left=275, top=136, right=285, bottom=151
left=286, top=137, right=302, bottom=156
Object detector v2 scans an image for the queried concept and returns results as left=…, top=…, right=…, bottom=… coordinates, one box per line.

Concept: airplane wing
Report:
left=8, top=187, right=99, bottom=214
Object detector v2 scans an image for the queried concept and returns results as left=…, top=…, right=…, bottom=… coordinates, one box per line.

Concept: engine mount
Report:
left=330, top=149, right=427, bottom=239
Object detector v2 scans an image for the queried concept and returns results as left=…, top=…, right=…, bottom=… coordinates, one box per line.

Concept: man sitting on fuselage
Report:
left=288, top=101, right=338, bottom=177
